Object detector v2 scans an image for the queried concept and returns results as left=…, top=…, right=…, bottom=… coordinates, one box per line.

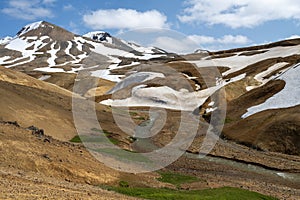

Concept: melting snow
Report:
left=91, top=69, right=123, bottom=82
left=47, top=42, right=60, bottom=66
left=124, top=41, right=155, bottom=54
left=0, top=56, right=11, bottom=63
left=2, top=35, right=50, bottom=67
left=65, top=41, right=76, bottom=60
left=188, top=45, right=300, bottom=76
left=245, top=62, right=290, bottom=91
left=34, top=67, right=65, bottom=73
left=74, top=37, right=84, bottom=51
left=206, top=107, right=217, bottom=113
left=101, top=85, right=222, bottom=111
left=108, top=72, right=165, bottom=93
left=101, top=72, right=243, bottom=110
left=0, top=36, right=13, bottom=45
left=254, top=62, right=289, bottom=83
left=208, top=101, right=215, bottom=106
left=5, top=38, right=28, bottom=52
left=38, top=75, right=51, bottom=81
left=242, top=63, right=300, bottom=118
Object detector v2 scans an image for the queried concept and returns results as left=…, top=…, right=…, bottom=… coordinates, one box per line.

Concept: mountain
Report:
left=0, top=21, right=167, bottom=80
left=1, top=21, right=300, bottom=155
left=0, top=21, right=300, bottom=199
left=1, top=21, right=300, bottom=156
left=99, top=37, right=300, bottom=155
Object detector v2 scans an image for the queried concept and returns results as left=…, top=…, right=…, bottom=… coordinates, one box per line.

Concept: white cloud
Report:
left=189, top=34, right=251, bottom=51
left=42, top=0, right=56, bottom=4
left=63, top=4, right=74, bottom=11
left=2, top=0, right=54, bottom=20
left=152, top=36, right=199, bottom=53
left=151, top=34, right=251, bottom=53
left=83, top=9, right=169, bottom=30
left=178, top=0, right=300, bottom=28
left=150, top=35, right=252, bottom=53
left=188, top=35, right=251, bottom=45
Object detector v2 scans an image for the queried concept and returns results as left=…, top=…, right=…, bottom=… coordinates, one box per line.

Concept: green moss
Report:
left=119, top=181, right=129, bottom=188
left=157, top=172, right=199, bottom=187
left=69, top=135, right=82, bottom=143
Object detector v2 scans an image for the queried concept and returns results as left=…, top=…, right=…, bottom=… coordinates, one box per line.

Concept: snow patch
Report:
left=206, top=107, right=217, bottom=113
left=101, top=85, right=222, bottom=111
left=254, top=62, right=289, bottom=83
left=38, top=75, right=51, bottom=81
left=187, top=45, right=300, bottom=76
left=34, top=67, right=65, bottom=73
left=47, top=42, right=60, bottom=66
left=0, top=56, right=11, bottom=63
left=108, top=72, right=165, bottom=93
left=208, top=101, right=215, bottom=107
left=124, top=41, right=155, bottom=54
left=0, top=37, right=13, bottom=45
left=91, top=69, right=122, bottom=82
left=242, top=64, right=300, bottom=118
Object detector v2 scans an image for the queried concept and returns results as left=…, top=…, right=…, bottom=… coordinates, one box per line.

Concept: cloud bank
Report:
left=178, top=0, right=300, bottom=28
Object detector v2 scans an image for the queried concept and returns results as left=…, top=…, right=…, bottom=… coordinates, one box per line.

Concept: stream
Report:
left=132, top=111, right=300, bottom=184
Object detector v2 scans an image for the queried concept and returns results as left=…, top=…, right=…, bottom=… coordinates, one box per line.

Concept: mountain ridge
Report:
left=0, top=21, right=300, bottom=156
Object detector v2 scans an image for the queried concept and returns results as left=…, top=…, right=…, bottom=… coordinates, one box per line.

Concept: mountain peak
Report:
left=16, top=21, right=44, bottom=36
left=16, top=21, right=74, bottom=41
left=83, top=31, right=112, bottom=43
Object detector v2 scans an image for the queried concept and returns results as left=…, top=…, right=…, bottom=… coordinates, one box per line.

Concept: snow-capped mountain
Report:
left=84, top=31, right=113, bottom=43
left=0, top=21, right=167, bottom=79
left=95, top=36, right=300, bottom=154
left=1, top=21, right=300, bottom=113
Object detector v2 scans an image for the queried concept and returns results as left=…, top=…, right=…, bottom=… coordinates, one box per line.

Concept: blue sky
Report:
left=1, top=0, right=300, bottom=52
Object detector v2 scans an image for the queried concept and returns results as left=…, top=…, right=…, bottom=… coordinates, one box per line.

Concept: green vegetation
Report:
left=106, top=137, right=119, bottom=145
left=224, top=117, right=234, bottom=124
left=105, top=186, right=278, bottom=200
left=92, top=148, right=152, bottom=163
left=69, top=135, right=82, bottom=143
left=119, top=181, right=129, bottom=188
left=91, top=128, right=119, bottom=145
left=70, top=135, right=104, bottom=143
left=157, top=172, right=199, bottom=188
left=69, top=128, right=119, bottom=145
left=129, top=111, right=138, bottom=116
left=90, top=128, right=111, bottom=135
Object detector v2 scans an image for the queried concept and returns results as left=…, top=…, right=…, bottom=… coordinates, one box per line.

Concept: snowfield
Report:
left=100, top=74, right=242, bottom=111
left=242, top=63, right=300, bottom=118
left=187, top=45, right=300, bottom=76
